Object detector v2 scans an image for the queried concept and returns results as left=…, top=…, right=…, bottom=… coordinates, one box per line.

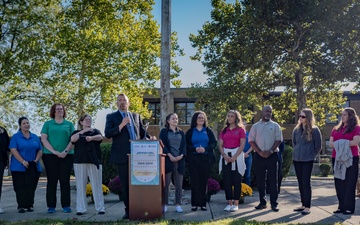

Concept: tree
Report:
left=189, top=0, right=359, bottom=126
left=1, top=0, right=183, bottom=127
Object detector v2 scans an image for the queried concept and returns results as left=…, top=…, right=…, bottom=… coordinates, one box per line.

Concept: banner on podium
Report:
left=130, top=141, right=160, bottom=185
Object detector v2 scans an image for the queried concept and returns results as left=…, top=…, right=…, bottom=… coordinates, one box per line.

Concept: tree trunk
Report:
left=295, top=69, right=306, bottom=115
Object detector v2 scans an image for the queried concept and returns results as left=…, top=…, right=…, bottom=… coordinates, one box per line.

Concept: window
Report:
left=147, top=102, right=160, bottom=125
left=175, top=102, right=195, bottom=124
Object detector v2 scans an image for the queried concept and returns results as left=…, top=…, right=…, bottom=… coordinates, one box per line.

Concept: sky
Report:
left=152, top=0, right=236, bottom=87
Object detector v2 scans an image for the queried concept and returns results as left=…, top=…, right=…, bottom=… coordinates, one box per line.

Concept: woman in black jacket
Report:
left=159, top=113, right=186, bottom=213
left=185, top=111, right=217, bottom=211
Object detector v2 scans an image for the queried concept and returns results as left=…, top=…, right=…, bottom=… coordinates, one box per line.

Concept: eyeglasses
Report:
left=55, top=108, right=63, bottom=111
left=197, top=117, right=205, bottom=120
left=298, top=115, right=306, bottom=119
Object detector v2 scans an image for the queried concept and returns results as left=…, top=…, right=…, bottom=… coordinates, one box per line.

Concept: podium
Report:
left=128, top=140, right=165, bottom=220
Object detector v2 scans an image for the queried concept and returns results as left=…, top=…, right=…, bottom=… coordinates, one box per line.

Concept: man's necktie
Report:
left=124, top=112, right=137, bottom=140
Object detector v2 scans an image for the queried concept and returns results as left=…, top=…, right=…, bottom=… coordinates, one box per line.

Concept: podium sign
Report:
left=129, top=140, right=165, bottom=220
left=131, top=141, right=160, bottom=185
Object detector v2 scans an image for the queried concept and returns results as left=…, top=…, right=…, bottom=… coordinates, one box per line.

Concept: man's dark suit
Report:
left=104, top=111, right=147, bottom=215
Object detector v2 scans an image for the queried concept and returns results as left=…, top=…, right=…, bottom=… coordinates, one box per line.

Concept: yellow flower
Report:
left=241, top=183, right=253, bottom=197
left=86, top=183, right=109, bottom=197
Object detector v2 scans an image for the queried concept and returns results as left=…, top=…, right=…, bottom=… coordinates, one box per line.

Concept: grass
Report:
left=0, top=218, right=345, bottom=225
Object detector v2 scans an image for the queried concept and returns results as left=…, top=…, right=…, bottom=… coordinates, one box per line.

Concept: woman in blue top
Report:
left=185, top=111, right=217, bottom=211
left=159, top=113, right=186, bottom=213
left=9, top=117, right=42, bottom=213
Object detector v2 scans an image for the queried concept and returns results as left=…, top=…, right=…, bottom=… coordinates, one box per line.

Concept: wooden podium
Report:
left=128, top=140, right=165, bottom=220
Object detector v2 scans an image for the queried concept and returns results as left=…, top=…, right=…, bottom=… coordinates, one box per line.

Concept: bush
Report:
left=282, top=144, right=293, bottom=178
left=319, top=163, right=331, bottom=177
left=100, top=143, right=118, bottom=185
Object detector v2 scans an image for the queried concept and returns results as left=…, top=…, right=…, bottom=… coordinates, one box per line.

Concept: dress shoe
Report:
left=76, top=212, right=83, bottom=215
left=333, top=209, right=343, bottom=213
left=27, top=207, right=34, bottom=212
left=191, top=206, right=198, bottom=211
left=18, top=208, right=26, bottom=213
left=122, top=213, right=129, bottom=219
left=293, top=207, right=305, bottom=212
left=343, top=210, right=353, bottom=215
left=200, top=206, right=207, bottom=211
left=255, top=204, right=267, bottom=210
left=271, top=206, right=279, bottom=212
left=98, top=210, right=105, bottom=215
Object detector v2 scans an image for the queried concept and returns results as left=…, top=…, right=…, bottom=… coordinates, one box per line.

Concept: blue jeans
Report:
left=244, top=153, right=252, bottom=186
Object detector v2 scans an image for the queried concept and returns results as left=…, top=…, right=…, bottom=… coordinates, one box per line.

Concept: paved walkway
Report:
left=0, top=177, right=359, bottom=224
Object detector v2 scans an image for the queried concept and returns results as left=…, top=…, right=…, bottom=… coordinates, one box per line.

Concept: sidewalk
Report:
left=0, top=177, right=359, bottom=224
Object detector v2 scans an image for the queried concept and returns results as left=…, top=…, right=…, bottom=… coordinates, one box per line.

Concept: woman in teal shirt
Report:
left=41, top=103, right=75, bottom=213
left=9, top=117, right=42, bottom=213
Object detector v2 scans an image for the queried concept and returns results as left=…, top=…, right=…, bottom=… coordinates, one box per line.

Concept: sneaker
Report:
left=176, top=205, right=183, bottom=213
left=76, top=212, right=83, bottom=215
left=27, top=207, right=34, bottom=212
left=47, top=207, right=56, bottom=213
left=98, top=210, right=105, bottom=215
left=164, top=205, right=167, bottom=213
left=62, top=207, right=72, bottom=213
left=230, top=205, right=239, bottom=212
left=0, top=208, right=4, bottom=214
left=224, top=205, right=232, bottom=211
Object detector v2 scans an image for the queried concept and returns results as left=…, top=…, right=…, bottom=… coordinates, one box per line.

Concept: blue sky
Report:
left=152, top=0, right=236, bottom=87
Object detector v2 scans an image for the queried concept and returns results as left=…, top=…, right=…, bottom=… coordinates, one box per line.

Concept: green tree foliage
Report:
left=189, top=0, right=359, bottom=126
left=1, top=0, right=183, bottom=126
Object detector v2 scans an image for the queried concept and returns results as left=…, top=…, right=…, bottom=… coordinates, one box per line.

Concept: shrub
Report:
left=207, top=178, right=221, bottom=196
left=319, top=163, right=331, bottom=177
left=86, top=183, right=110, bottom=197
left=282, top=144, right=293, bottom=178
left=100, top=143, right=118, bottom=185
left=241, top=183, right=253, bottom=197
left=107, top=176, right=122, bottom=196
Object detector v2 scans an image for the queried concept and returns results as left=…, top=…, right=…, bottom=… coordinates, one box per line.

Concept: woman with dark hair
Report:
left=0, top=125, right=9, bottom=214
left=218, top=110, right=246, bottom=212
left=329, top=107, right=360, bottom=215
left=9, top=117, right=42, bottom=213
left=71, top=114, right=104, bottom=215
left=185, top=111, right=217, bottom=211
left=292, top=108, right=322, bottom=215
left=159, top=113, right=186, bottom=213
left=41, top=103, right=75, bottom=213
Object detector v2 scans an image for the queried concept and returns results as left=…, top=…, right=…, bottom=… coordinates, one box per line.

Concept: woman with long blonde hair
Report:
left=292, top=108, right=322, bottom=215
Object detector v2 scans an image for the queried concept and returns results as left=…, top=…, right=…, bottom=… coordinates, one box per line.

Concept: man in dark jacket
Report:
left=104, top=94, right=155, bottom=219
left=0, top=126, right=9, bottom=214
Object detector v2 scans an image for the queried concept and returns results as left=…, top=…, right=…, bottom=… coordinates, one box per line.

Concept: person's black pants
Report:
left=332, top=156, right=359, bottom=213
left=293, top=160, right=313, bottom=208
left=43, top=154, right=73, bottom=208
left=12, top=171, right=40, bottom=209
left=116, top=163, right=129, bottom=214
left=0, top=161, right=5, bottom=201
left=188, top=155, right=211, bottom=207
left=254, top=152, right=278, bottom=206
left=222, top=158, right=242, bottom=201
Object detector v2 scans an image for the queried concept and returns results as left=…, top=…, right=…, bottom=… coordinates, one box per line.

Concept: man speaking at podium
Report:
left=105, top=93, right=155, bottom=220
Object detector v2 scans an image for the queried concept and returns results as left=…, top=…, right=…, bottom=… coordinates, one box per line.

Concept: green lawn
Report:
left=0, top=218, right=344, bottom=225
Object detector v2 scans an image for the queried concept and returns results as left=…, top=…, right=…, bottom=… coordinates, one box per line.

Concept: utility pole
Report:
left=160, top=0, right=171, bottom=128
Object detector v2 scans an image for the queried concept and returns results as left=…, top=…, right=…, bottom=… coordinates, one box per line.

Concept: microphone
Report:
left=125, top=112, right=131, bottom=126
